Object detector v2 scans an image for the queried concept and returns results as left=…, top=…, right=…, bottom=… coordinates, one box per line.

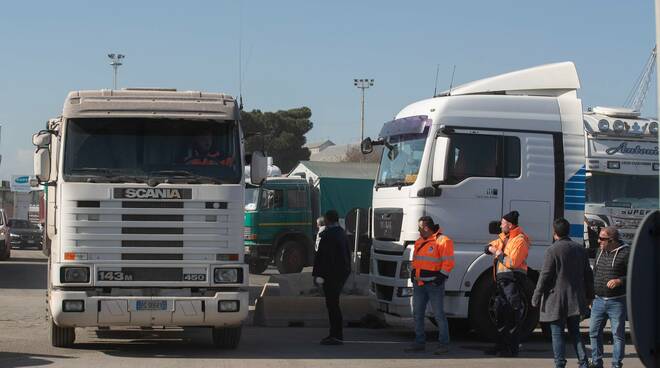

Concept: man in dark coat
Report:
left=532, top=218, right=594, bottom=368
left=312, top=210, right=351, bottom=345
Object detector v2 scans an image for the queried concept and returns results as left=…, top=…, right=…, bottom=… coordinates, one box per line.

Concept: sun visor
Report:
left=379, top=115, right=432, bottom=138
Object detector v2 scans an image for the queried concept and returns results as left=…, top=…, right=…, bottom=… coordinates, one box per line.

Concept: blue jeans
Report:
left=550, top=315, right=589, bottom=368
left=589, top=297, right=626, bottom=368
left=412, top=282, right=449, bottom=346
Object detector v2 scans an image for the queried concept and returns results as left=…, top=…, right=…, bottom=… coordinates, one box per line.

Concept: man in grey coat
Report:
left=532, top=218, right=594, bottom=368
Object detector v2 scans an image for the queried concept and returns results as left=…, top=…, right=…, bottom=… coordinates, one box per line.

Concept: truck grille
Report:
left=377, top=260, right=397, bottom=277
left=63, top=196, right=234, bottom=265
left=373, top=208, right=403, bottom=241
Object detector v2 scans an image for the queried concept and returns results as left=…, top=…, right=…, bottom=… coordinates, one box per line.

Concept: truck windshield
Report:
left=376, top=133, right=427, bottom=187
left=245, top=187, right=259, bottom=208
left=63, top=118, right=241, bottom=184
left=586, top=172, right=659, bottom=208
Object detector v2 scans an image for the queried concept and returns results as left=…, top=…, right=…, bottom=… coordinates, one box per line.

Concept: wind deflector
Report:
left=379, top=115, right=432, bottom=138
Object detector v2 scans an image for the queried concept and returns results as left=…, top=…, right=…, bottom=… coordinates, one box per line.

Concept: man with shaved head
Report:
left=589, top=226, right=630, bottom=368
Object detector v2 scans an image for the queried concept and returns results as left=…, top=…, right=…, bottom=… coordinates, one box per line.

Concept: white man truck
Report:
left=33, top=88, right=267, bottom=348
left=361, top=62, right=586, bottom=340
left=582, top=106, right=659, bottom=252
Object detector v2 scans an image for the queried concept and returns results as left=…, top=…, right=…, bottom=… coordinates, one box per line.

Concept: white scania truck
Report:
left=361, top=62, right=586, bottom=339
left=33, top=88, right=267, bottom=348
left=582, top=107, right=659, bottom=250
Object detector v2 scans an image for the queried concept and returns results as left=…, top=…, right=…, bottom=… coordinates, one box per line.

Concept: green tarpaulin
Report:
left=318, top=177, right=374, bottom=219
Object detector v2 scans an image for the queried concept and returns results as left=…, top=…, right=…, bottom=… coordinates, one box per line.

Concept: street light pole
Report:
left=353, top=79, right=374, bottom=143
left=107, top=53, right=125, bottom=90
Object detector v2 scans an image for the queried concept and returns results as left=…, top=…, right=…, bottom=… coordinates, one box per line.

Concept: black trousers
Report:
left=494, top=274, right=525, bottom=353
left=323, top=277, right=347, bottom=339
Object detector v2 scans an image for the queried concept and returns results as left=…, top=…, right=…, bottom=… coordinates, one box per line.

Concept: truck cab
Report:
left=244, top=177, right=315, bottom=274
left=362, top=62, right=585, bottom=340
left=583, top=107, right=659, bottom=251
left=33, top=88, right=267, bottom=348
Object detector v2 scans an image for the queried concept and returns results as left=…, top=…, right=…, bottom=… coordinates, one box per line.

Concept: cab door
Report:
left=429, top=131, right=503, bottom=245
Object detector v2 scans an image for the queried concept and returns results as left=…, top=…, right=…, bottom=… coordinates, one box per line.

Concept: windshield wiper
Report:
left=375, top=180, right=410, bottom=188
left=148, top=170, right=223, bottom=184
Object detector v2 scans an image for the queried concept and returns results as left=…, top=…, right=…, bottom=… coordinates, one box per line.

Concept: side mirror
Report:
left=32, top=132, right=51, bottom=147
left=34, top=148, right=51, bottom=183
left=488, top=221, right=501, bottom=235
left=432, top=136, right=449, bottom=184
left=361, top=137, right=373, bottom=154
left=250, top=151, right=268, bottom=185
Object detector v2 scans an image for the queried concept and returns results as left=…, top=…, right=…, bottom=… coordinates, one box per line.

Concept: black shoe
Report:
left=484, top=346, right=501, bottom=355
left=498, top=349, right=518, bottom=357
left=320, top=337, right=343, bottom=345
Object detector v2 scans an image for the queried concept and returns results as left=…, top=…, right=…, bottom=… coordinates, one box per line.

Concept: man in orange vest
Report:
left=404, top=216, right=455, bottom=355
left=484, top=210, right=530, bottom=357
left=182, top=129, right=233, bottom=166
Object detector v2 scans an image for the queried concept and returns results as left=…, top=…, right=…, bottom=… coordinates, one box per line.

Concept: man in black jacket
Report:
left=589, top=226, right=630, bottom=368
left=532, top=218, right=594, bottom=368
left=312, top=210, right=351, bottom=345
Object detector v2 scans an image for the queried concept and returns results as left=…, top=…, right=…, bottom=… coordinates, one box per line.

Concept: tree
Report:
left=242, top=107, right=313, bottom=173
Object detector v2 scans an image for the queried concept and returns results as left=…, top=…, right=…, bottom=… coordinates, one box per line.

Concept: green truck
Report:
left=244, top=161, right=377, bottom=274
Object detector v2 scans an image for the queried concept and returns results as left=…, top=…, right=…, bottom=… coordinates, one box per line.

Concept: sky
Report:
left=0, top=0, right=656, bottom=179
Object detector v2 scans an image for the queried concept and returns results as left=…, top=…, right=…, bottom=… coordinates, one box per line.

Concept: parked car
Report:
left=8, top=219, right=43, bottom=250
left=0, top=210, right=10, bottom=260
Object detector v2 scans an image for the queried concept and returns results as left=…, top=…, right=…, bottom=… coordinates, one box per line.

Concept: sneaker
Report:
left=320, top=337, right=343, bottom=345
left=404, top=343, right=426, bottom=352
left=433, top=345, right=450, bottom=355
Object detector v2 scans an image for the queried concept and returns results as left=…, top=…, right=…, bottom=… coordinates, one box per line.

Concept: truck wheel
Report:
left=212, top=326, right=242, bottom=349
left=468, top=274, right=539, bottom=342
left=50, top=318, right=75, bottom=348
left=249, top=259, right=269, bottom=274
left=275, top=241, right=305, bottom=274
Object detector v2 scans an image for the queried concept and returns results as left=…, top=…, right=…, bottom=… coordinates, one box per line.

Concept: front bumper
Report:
left=50, top=289, right=248, bottom=328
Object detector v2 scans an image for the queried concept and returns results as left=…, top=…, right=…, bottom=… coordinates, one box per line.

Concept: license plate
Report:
left=378, top=302, right=389, bottom=313
left=136, top=300, right=168, bottom=311
left=27, top=240, right=35, bottom=244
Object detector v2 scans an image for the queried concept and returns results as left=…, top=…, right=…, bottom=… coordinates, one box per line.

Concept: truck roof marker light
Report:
left=64, top=252, right=88, bottom=261
left=649, top=121, right=658, bottom=135
left=217, top=254, right=239, bottom=261
left=607, top=161, right=621, bottom=169
left=613, top=120, right=625, bottom=133
left=598, top=119, right=610, bottom=132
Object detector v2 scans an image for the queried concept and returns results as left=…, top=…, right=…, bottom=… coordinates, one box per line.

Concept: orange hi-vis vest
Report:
left=412, top=230, right=455, bottom=286
left=185, top=150, right=233, bottom=166
left=489, top=226, right=530, bottom=277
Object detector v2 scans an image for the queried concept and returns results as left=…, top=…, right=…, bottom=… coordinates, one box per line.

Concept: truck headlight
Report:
left=218, top=300, right=240, bottom=312
left=213, top=268, right=241, bottom=283
left=399, top=261, right=412, bottom=279
left=397, top=287, right=414, bottom=297
left=61, top=267, right=90, bottom=283
left=62, top=300, right=85, bottom=312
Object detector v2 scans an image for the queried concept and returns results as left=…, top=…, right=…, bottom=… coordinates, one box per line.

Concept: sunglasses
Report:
left=598, top=237, right=611, bottom=241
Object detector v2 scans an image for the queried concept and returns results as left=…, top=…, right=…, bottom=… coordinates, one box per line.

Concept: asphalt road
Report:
left=0, top=250, right=644, bottom=368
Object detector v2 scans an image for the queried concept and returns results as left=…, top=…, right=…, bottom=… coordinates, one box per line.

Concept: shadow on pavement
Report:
left=0, top=263, right=47, bottom=289
left=0, top=352, right=73, bottom=368
left=67, top=327, right=560, bottom=360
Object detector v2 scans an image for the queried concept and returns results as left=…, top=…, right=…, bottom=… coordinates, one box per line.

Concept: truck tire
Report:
left=212, top=326, right=241, bottom=349
left=275, top=241, right=305, bottom=274
left=468, top=274, right=539, bottom=342
left=249, top=259, right=269, bottom=275
left=50, top=318, right=75, bottom=348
